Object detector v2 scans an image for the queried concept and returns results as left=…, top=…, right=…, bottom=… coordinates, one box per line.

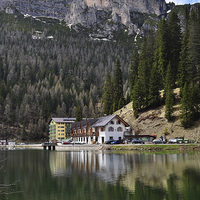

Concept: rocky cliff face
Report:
left=0, top=0, right=169, bottom=38
left=65, top=0, right=167, bottom=34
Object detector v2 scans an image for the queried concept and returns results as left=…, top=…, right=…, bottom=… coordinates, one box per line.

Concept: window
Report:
left=110, top=121, right=114, bottom=124
left=108, top=127, right=114, bottom=132
left=117, top=120, right=121, bottom=124
left=101, top=127, right=105, bottom=131
left=117, top=127, right=123, bottom=132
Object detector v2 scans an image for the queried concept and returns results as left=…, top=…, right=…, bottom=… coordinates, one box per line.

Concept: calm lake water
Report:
left=0, top=149, right=200, bottom=200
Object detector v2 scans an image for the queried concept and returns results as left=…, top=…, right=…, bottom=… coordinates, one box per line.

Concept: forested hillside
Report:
left=103, top=4, right=200, bottom=135
left=128, top=5, right=200, bottom=130
left=1, top=4, right=200, bottom=142
left=0, top=10, right=134, bottom=141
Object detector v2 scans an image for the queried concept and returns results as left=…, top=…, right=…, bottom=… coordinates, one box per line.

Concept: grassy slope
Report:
left=114, top=89, right=200, bottom=142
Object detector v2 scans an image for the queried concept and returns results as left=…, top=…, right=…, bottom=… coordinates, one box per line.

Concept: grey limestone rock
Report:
left=0, top=0, right=169, bottom=37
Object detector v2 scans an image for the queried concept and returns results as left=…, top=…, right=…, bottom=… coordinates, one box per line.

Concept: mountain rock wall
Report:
left=0, top=0, right=168, bottom=37
left=65, top=0, right=167, bottom=27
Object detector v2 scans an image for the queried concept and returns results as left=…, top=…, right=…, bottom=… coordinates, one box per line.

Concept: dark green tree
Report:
left=165, top=63, right=174, bottom=121
left=113, top=59, right=124, bottom=112
left=137, top=32, right=155, bottom=108
left=129, top=47, right=139, bottom=90
left=154, top=19, right=170, bottom=83
left=192, top=83, right=200, bottom=118
left=118, top=98, right=123, bottom=110
left=168, top=10, right=182, bottom=86
left=179, top=83, right=193, bottom=128
left=148, top=64, right=160, bottom=108
left=132, top=78, right=143, bottom=117
left=76, top=105, right=82, bottom=122
left=188, top=7, right=200, bottom=83
left=178, top=18, right=189, bottom=90
left=103, top=72, right=113, bottom=115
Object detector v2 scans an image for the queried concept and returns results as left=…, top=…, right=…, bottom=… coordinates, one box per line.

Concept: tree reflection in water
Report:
left=0, top=150, right=200, bottom=200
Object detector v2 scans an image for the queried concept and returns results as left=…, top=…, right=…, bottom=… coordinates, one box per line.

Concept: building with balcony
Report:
left=49, top=118, right=76, bottom=142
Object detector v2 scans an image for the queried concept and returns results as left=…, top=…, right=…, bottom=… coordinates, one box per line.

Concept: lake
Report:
left=0, top=149, right=200, bottom=200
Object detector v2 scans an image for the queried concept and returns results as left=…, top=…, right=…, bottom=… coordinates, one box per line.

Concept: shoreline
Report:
left=3, top=143, right=200, bottom=152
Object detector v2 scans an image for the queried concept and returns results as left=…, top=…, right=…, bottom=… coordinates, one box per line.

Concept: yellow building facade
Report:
left=49, top=118, right=76, bottom=142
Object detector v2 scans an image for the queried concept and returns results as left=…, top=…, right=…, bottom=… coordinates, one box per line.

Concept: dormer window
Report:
left=117, top=120, right=121, bottom=124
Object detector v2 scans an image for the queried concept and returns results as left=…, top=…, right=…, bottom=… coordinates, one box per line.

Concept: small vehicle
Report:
left=184, top=139, right=189, bottom=143
left=111, top=140, right=122, bottom=144
left=169, top=138, right=178, bottom=144
left=175, top=137, right=184, bottom=144
left=153, top=139, right=166, bottom=144
left=132, top=138, right=144, bottom=144
left=62, top=141, right=70, bottom=145
left=105, top=139, right=114, bottom=144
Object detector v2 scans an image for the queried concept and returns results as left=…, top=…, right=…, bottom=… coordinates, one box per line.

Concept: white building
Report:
left=71, top=115, right=131, bottom=144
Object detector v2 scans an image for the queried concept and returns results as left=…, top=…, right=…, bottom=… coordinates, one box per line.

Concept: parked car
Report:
left=169, top=138, right=178, bottom=144
left=105, top=139, right=114, bottom=144
left=152, top=139, right=166, bottom=144
left=132, top=138, right=144, bottom=144
left=62, top=141, right=70, bottom=145
left=111, top=140, right=122, bottom=144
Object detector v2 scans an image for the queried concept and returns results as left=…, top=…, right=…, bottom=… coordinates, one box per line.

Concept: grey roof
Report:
left=71, top=115, right=130, bottom=130
left=52, top=118, right=76, bottom=123
left=91, top=115, right=117, bottom=127
left=72, top=118, right=98, bottom=129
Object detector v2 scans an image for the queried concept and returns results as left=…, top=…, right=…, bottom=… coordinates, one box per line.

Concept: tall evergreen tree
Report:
left=178, top=16, right=190, bottom=89
left=188, top=7, right=200, bottom=83
left=168, top=10, right=182, bottom=86
left=165, top=63, right=174, bottom=121
left=137, top=32, right=155, bottom=108
left=76, top=105, right=82, bottom=122
left=154, top=19, right=170, bottom=84
left=132, top=78, right=143, bottom=117
left=103, top=72, right=113, bottom=115
left=148, top=64, right=160, bottom=108
left=129, top=47, right=139, bottom=91
left=113, top=59, right=124, bottom=112
left=179, top=83, right=193, bottom=128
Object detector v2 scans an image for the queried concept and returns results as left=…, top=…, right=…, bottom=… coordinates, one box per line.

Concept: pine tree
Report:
left=178, top=18, right=189, bottom=89
left=192, top=83, right=200, bottom=118
left=165, top=63, right=174, bottom=121
left=132, top=78, right=143, bottom=117
left=103, top=72, right=113, bottom=115
left=76, top=105, right=82, bottom=122
left=148, top=64, right=160, bottom=108
left=129, top=47, right=139, bottom=90
left=113, top=59, right=124, bottom=112
left=168, top=10, right=182, bottom=86
left=154, top=19, right=170, bottom=83
left=137, top=32, right=155, bottom=108
left=118, top=98, right=123, bottom=110
left=179, top=83, right=193, bottom=128
left=188, top=7, right=200, bottom=83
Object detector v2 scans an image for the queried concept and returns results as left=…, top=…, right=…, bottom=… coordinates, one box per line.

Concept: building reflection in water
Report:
left=49, top=151, right=200, bottom=192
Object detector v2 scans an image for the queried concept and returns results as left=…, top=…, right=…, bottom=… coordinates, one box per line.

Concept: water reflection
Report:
left=49, top=151, right=200, bottom=199
left=1, top=150, right=200, bottom=200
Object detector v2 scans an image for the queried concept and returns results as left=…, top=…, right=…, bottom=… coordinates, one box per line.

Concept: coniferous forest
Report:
left=103, top=6, right=200, bottom=129
left=0, top=5, right=200, bottom=141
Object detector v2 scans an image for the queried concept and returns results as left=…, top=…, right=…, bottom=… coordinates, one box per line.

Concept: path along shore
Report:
left=3, top=143, right=200, bottom=151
